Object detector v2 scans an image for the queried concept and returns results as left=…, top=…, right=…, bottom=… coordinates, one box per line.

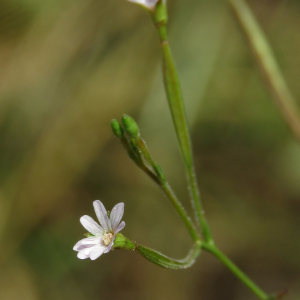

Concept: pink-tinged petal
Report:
left=110, top=202, right=124, bottom=231
left=73, top=241, right=82, bottom=251
left=73, top=239, right=87, bottom=251
left=76, top=245, right=94, bottom=259
left=73, top=237, right=101, bottom=251
left=75, top=243, right=95, bottom=252
left=80, top=215, right=104, bottom=236
left=89, top=245, right=106, bottom=260
left=77, top=251, right=89, bottom=259
left=93, top=200, right=111, bottom=231
left=114, top=221, right=125, bottom=234
left=127, top=0, right=159, bottom=10
left=79, top=237, right=101, bottom=244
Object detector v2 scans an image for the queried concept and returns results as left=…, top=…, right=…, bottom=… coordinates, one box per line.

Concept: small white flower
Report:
left=127, top=0, right=164, bottom=11
left=73, top=200, right=125, bottom=260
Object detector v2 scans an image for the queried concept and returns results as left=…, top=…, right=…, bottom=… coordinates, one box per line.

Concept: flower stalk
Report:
left=114, top=233, right=202, bottom=269
left=114, top=232, right=275, bottom=298
left=136, top=242, right=201, bottom=269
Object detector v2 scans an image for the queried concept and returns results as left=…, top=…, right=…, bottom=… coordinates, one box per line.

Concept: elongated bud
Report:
left=111, top=119, right=124, bottom=138
left=122, top=114, right=140, bottom=140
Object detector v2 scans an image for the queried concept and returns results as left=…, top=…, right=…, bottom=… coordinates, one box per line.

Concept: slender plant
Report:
left=74, top=1, right=291, bottom=299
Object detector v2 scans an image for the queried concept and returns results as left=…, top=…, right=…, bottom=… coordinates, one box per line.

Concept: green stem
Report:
left=156, top=23, right=212, bottom=243
left=202, top=243, right=275, bottom=300
left=159, top=182, right=200, bottom=242
left=120, top=126, right=199, bottom=242
left=114, top=233, right=202, bottom=269
left=228, top=0, right=300, bottom=144
left=130, top=138, right=200, bottom=242
left=137, top=158, right=200, bottom=242
left=136, top=241, right=201, bottom=269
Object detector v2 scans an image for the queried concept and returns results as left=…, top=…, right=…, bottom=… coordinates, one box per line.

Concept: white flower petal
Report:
left=75, top=243, right=94, bottom=252
left=114, top=221, right=125, bottom=234
left=74, top=200, right=126, bottom=260
left=77, top=245, right=95, bottom=259
left=80, top=237, right=101, bottom=244
left=73, top=237, right=101, bottom=251
left=127, top=0, right=159, bottom=10
left=77, top=251, right=90, bottom=259
left=89, top=245, right=106, bottom=260
left=110, top=202, right=124, bottom=231
left=80, top=215, right=104, bottom=236
left=93, top=200, right=112, bottom=231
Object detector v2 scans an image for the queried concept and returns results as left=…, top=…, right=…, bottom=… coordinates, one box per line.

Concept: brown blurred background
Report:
left=0, top=0, right=300, bottom=299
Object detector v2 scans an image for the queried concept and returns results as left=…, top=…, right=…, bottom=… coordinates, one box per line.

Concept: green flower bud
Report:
left=110, top=119, right=124, bottom=138
left=122, top=114, right=140, bottom=140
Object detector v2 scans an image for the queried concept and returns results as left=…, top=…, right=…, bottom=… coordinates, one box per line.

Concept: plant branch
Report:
left=156, top=23, right=212, bottom=243
left=114, top=233, right=202, bottom=269
left=202, top=243, right=276, bottom=300
left=132, top=135, right=200, bottom=242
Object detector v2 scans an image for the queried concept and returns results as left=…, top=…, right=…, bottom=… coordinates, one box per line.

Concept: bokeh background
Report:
left=0, top=0, right=300, bottom=299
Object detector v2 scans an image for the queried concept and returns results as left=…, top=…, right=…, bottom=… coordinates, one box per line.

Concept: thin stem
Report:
left=114, top=233, right=202, bottom=269
left=228, top=0, right=300, bottom=144
left=159, top=182, right=200, bottom=242
left=136, top=240, right=202, bottom=269
left=119, top=127, right=200, bottom=242
left=202, top=243, right=275, bottom=300
left=156, top=24, right=212, bottom=243
left=137, top=154, right=200, bottom=242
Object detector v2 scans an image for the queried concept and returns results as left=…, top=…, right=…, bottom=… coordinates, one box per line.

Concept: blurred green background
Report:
left=0, top=0, right=300, bottom=299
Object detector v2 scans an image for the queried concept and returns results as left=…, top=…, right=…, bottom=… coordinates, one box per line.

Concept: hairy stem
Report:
left=156, top=24, right=212, bottom=243
left=136, top=241, right=201, bottom=269
left=202, top=243, right=275, bottom=300
left=159, top=182, right=200, bottom=242
left=122, top=131, right=200, bottom=242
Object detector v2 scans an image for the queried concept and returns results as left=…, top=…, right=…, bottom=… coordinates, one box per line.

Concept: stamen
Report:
left=103, top=232, right=113, bottom=246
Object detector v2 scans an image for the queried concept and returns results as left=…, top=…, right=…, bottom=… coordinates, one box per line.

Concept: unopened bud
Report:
left=111, top=119, right=124, bottom=138
left=122, top=114, right=140, bottom=140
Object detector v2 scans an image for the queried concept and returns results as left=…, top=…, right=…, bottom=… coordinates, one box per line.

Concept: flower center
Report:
left=103, top=232, right=113, bottom=246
